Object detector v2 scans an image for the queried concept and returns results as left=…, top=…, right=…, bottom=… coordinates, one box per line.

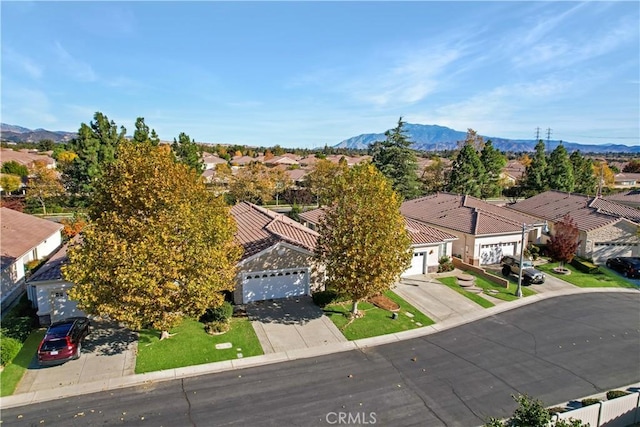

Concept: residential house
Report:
left=613, top=173, right=640, bottom=188
left=501, top=160, right=526, bottom=187
left=401, top=193, right=545, bottom=266
left=201, top=152, right=228, bottom=171
left=298, top=207, right=458, bottom=276
left=0, top=148, right=56, bottom=170
left=508, top=190, right=640, bottom=263
left=230, top=202, right=322, bottom=304
left=1, top=208, right=63, bottom=311
left=27, top=242, right=85, bottom=325
left=604, top=190, right=640, bottom=208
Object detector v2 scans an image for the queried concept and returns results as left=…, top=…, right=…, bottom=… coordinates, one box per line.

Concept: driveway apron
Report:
left=15, top=320, right=137, bottom=394
left=246, top=297, right=346, bottom=354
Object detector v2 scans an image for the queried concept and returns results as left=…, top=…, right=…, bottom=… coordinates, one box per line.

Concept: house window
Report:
left=51, top=291, right=65, bottom=298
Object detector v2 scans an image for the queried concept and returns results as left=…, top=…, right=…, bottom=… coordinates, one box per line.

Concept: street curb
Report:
left=1, top=288, right=637, bottom=409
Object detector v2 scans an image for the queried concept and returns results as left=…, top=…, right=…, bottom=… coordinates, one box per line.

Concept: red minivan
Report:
left=37, top=317, right=90, bottom=366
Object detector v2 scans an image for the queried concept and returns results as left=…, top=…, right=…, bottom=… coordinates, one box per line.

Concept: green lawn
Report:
left=439, top=273, right=536, bottom=306
left=537, top=262, right=638, bottom=289
left=323, top=290, right=434, bottom=341
left=0, top=329, right=45, bottom=397
left=135, top=317, right=263, bottom=373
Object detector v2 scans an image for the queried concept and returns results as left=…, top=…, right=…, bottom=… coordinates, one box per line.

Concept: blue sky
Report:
left=2, top=1, right=638, bottom=148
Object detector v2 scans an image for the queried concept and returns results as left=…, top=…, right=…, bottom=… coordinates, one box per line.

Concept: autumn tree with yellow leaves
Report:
left=316, top=163, right=412, bottom=316
left=64, top=140, right=242, bottom=339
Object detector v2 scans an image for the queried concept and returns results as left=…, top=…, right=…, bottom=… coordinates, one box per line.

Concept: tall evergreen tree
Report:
left=570, top=151, right=597, bottom=195
left=522, top=140, right=549, bottom=197
left=371, top=117, right=421, bottom=200
left=132, top=117, right=160, bottom=146
left=172, top=132, right=204, bottom=174
left=447, top=131, right=486, bottom=197
left=479, top=140, right=507, bottom=199
left=547, top=144, right=574, bottom=192
left=62, top=112, right=126, bottom=198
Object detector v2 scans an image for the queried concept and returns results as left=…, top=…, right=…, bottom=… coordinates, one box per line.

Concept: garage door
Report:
left=242, top=268, right=309, bottom=304
left=592, top=243, right=638, bottom=264
left=51, top=291, right=84, bottom=323
left=480, top=242, right=515, bottom=265
left=402, top=251, right=426, bottom=277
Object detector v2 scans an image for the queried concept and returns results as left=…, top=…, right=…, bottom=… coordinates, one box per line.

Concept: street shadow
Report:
left=245, top=296, right=323, bottom=326
left=82, top=320, right=138, bottom=356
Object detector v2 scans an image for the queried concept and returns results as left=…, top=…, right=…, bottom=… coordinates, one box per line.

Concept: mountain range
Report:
left=0, top=123, right=77, bottom=143
left=2, top=122, right=638, bottom=153
left=335, top=123, right=640, bottom=154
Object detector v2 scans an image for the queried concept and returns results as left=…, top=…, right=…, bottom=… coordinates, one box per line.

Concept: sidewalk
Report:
left=2, top=286, right=636, bottom=410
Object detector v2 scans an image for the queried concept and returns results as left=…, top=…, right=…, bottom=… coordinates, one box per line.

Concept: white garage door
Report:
left=51, top=291, right=84, bottom=323
left=480, top=242, right=515, bottom=265
left=402, top=251, right=426, bottom=277
left=592, top=243, right=638, bottom=264
left=242, top=268, right=309, bottom=304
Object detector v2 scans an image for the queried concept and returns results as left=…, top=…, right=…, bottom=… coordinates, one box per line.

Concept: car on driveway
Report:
left=501, top=255, right=546, bottom=284
left=37, top=317, right=90, bottom=366
left=605, top=257, right=640, bottom=278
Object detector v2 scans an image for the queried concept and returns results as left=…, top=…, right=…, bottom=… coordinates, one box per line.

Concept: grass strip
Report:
left=0, top=329, right=45, bottom=397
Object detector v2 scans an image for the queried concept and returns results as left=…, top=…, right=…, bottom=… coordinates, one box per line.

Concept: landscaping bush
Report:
left=580, top=398, right=601, bottom=407
left=570, top=256, right=600, bottom=274
left=606, top=390, right=630, bottom=400
left=0, top=336, right=22, bottom=366
left=204, top=320, right=230, bottom=335
left=438, top=255, right=454, bottom=273
left=199, top=301, right=233, bottom=323
left=1, top=317, right=36, bottom=342
left=312, top=289, right=339, bottom=307
left=547, top=406, right=567, bottom=414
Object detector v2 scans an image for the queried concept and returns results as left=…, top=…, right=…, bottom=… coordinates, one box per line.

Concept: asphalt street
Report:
left=2, top=293, right=639, bottom=427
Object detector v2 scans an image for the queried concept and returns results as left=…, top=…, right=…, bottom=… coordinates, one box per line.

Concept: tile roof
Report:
left=231, top=202, right=319, bottom=260
left=508, top=190, right=640, bottom=231
left=298, top=207, right=457, bottom=246
left=0, top=148, right=56, bottom=167
left=404, top=218, right=457, bottom=245
left=401, top=193, right=542, bottom=235
left=1, top=208, right=63, bottom=270
left=285, top=169, right=308, bottom=181
left=604, top=190, right=640, bottom=206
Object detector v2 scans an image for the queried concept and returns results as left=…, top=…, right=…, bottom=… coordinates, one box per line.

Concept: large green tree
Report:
left=132, top=117, right=160, bottom=146
left=172, top=132, right=204, bottom=174
left=62, top=112, right=126, bottom=198
left=547, top=144, right=574, bottom=192
left=522, top=140, right=549, bottom=197
left=316, top=163, right=412, bottom=316
left=64, top=140, right=241, bottom=338
left=371, top=117, right=421, bottom=200
left=570, top=151, right=597, bottom=195
left=447, top=130, right=486, bottom=197
left=479, top=140, right=507, bottom=199
left=1, top=161, right=29, bottom=178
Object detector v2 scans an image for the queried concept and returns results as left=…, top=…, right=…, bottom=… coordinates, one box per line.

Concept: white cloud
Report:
left=54, top=41, right=97, bottom=82
left=2, top=48, right=43, bottom=79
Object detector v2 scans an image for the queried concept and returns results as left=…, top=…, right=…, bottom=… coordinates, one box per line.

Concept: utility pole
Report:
left=535, top=127, right=540, bottom=142
left=546, top=128, right=552, bottom=152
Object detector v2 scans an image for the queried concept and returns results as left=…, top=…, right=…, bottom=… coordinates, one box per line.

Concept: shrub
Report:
left=1, top=316, right=36, bottom=342
left=570, top=256, right=600, bottom=274
left=24, top=259, right=42, bottom=272
left=438, top=256, right=454, bottom=273
left=606, top=390, right=630, bottom=400
left=580, top=397, right=600, bottom=407
left=199, top=301, right=233, bottom=323
left=312, top=289, right=339, bottom=307
left=547, top=406, right=567, bottom=414
left=525, top=244, right=540, bottom=261
left=0, top=336, right=22, bottom=366
left=204, top=320, right=230, bottom=335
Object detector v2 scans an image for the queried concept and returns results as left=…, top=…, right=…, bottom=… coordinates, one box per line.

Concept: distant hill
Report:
left=1, top=123, right=77, bottom=143
left=335, top=123, right=640, bottom=154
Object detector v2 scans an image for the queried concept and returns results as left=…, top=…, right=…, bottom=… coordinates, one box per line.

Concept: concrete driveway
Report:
left=246, top=297, right=346, bottom=354
left=15, top=320, right=137, bottom=394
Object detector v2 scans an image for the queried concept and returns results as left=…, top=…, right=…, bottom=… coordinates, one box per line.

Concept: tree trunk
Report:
left=160, top=330, right=170, bottom=340
left=40, top=199, right=47, bottom=216
left=351, top=300, right=359, bottom=317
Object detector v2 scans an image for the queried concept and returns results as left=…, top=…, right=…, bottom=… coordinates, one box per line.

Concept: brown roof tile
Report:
left=401, top=193, right=541, bottom=235
left=508, top=190, right=640, bottom=231
left=231, top=202, right=318, bottom=260
left=1, top=208, right=63, bottom=269
left=404, top=218, right=457, bottom=245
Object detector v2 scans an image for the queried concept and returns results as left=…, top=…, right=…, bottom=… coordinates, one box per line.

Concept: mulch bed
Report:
left=368, top=294, right=400, bottom=312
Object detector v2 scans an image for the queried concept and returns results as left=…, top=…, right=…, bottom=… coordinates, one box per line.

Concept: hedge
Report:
left=0, top=336, right=22, bottom=366
left=606, top=390, right=630, bottom=400
left=199, top=301, right=233, bottom=323
left=570, top=256, right=600, bottom=274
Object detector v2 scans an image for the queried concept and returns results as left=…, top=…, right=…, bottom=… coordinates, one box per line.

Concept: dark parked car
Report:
left=605, top=257, right=640, bottom=278
left=501, top=255, right=546, bottom=284
left=37, top=317, right=90, bottom=366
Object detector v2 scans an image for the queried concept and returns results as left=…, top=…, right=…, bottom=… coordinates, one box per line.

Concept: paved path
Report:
left=14, top=320, right=137, bottom=394
left=247, top=297, right=347, bottom=354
